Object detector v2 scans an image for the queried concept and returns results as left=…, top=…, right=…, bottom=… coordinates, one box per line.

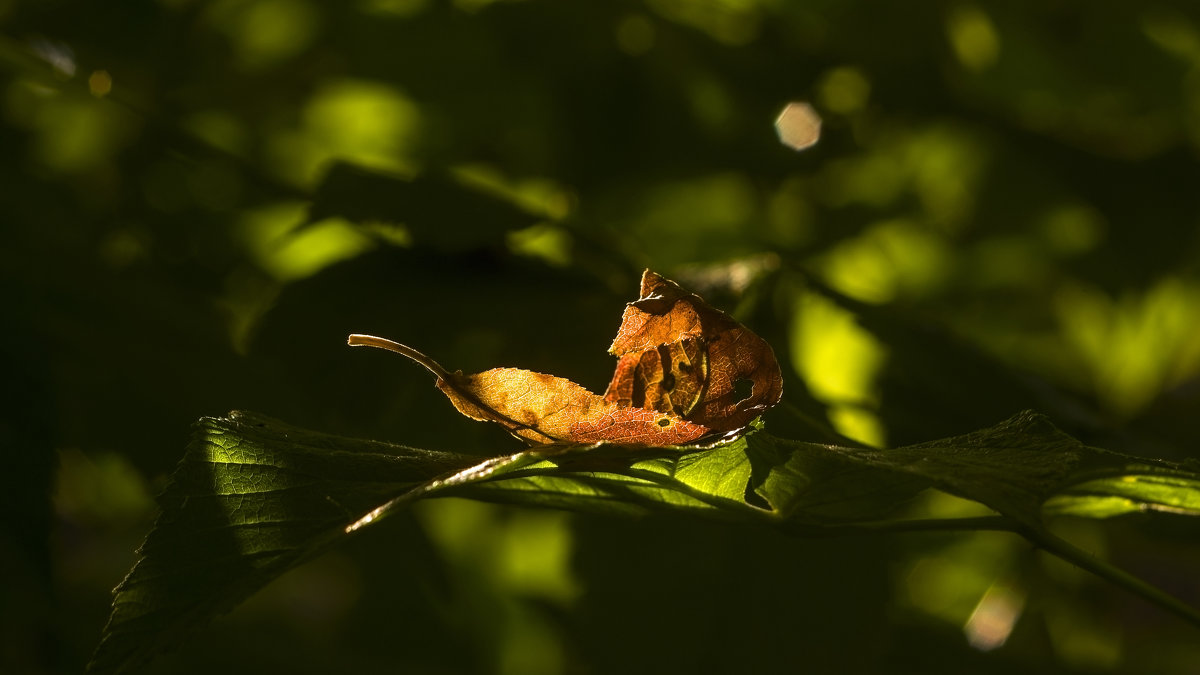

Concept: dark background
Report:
left=3, top=0, right=1200, bottom=672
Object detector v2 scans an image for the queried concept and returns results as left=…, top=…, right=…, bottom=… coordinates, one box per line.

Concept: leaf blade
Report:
left=93, top=410, right=1200, bottom=672
left=88, top=412, right=478, bottom=674
left=1044, top=465, right=1200, bottom=518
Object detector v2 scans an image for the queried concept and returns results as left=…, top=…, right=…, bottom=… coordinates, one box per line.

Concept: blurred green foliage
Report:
left=2, top=0, right=1199, bottom=673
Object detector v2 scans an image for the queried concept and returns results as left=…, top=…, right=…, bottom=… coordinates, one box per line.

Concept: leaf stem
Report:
left=1020, top=526, right=1200, bottom=628
left=782, top=515, right=1022, bottom=537
left=347, top=334, right=453, bottom=380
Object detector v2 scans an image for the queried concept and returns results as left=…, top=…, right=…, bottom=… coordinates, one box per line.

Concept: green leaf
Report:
left=807, top=410, right=1087, bottom=528
left=91, top=410, right=1200, bottom=672
left=744, top=430, right=931, bottom=523
left=87, top=412, right=481, bottom=675
left=435, top=430, right=920, bottom=527
left=1043, top=462, right=1200, bottom=518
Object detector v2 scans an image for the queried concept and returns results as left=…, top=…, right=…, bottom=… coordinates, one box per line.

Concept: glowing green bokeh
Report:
left=415, top=499, right=576, bottom=675
left=270, top=79, right=422, bottom=186
left=1057, top=279, right=1200, bottom=416
left=790, top=290, right=888, bottom=446
left=905, top=126, right=987, bottom=231
left=452, top=164, right=573, bottom=220
left=818, top=66, right=871, bottom=115
left=53, top=449, right=154, bottom=525
left=239, top=201, right=376, bottom=281
left=8, top=90, right=134, bottom=173
left=821, top=219, right=951, bottom=303
left=946, top=5, right=1001, bottom=72
left=900, top=532, right=1019, bottom=626
left=507, top=225, right=571, bottom=267
left=209, top=0, right=320, bottom=70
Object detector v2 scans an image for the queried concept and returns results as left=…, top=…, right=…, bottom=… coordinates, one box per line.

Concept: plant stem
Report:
left=1023, top=526, right=1200, bottom=628
left=347, top=334, right=453, bottom=380
left=785, top=516, right=1200, bottom=628
left=776, top=515, right=1021, bottom=538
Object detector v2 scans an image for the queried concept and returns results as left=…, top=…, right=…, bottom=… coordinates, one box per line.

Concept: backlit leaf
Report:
left=91, top=409, right=1200, bottom=671
left=604, top=270, right=784, bottom=432
left=348, top=269, right=781, bottom=444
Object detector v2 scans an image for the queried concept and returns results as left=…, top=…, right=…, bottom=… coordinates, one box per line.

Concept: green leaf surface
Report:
left=90, top=410, right=1200, bottom=672
left=1043, top=463, right=1200, bottom=518
left=810, top=411, right=1088, bottom=528
left=88, top=412, right=481, bottom=675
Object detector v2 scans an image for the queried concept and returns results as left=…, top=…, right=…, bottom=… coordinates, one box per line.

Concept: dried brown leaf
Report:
left=347, top=335, right=710, bottom=445
left=603, top=270, right=783, bottom=432
left=349, top=269, right=781, bottom=445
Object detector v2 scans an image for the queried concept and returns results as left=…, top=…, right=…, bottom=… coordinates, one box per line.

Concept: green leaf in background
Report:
left=307, top=162, right=545, bottom=253
left=90, top=409, right=1200, bottom=673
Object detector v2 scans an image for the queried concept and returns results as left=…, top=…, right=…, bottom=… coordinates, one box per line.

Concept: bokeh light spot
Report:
left=211, top=0, right=319, bottom=70
left=1056, top=279, right=1200, bottom=416
left=29, top=37, right=76, bottom=77
left=822, top=219, right=951, bottom=303
left=901, top=533, right=1020, bottom=627
left=507, top=224, right=571, bottom=267
left=964, top=582, right=1025, bottom=651
left=947, top=5, right=1000, bottom=71
left=818, top=67, right=871, bottom=115
left=270, top=79, right=421, bottom=186
left=791, top=290, right=887, bottom=446
left=30, top=97, right=133, bottom=173
left=88, top=70, right=112, bottom=97
left=775, top=102, right=822, bottom=151
left=239, top=201, right=376, bottom=281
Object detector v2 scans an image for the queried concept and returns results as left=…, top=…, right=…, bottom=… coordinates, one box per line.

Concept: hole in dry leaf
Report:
left=733, top=378, right=754, bottom=403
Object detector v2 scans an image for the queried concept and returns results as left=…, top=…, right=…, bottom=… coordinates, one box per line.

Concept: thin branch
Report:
left=1022, top=526, right=1200, bottom=628
left=775, top=515, right=1021, bottom=538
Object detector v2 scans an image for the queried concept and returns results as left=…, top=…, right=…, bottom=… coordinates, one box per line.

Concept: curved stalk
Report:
left=347, top=334, right=454, bottom=380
